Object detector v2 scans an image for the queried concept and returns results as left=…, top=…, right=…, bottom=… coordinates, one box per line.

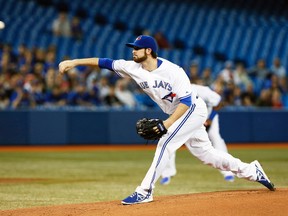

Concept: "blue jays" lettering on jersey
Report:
left=152, top=80, right=172, bottom=91
left=139, top=80, right=172, bottom=91
left=139, top=81, right=149, bottom=89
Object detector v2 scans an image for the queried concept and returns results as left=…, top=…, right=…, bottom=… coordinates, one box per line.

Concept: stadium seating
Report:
left=0, top=0, right=288, bottom=74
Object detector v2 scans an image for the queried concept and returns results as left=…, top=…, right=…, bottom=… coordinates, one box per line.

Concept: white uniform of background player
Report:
left=160, top=84, right=234, bottom=185
left=58, top=35, right=275, bottom=205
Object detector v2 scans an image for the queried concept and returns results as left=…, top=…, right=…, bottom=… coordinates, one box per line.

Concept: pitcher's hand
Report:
left=59, top=60, right=76, bottom=74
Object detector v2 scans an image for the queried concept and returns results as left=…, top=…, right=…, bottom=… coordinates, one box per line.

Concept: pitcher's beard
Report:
left=133, top=53, right=147, bottom=63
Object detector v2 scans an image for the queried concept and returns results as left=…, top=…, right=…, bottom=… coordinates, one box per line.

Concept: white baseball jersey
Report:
left=112, top=58, right=197, bottom=114
left=191, top=84, right=221, bottom=115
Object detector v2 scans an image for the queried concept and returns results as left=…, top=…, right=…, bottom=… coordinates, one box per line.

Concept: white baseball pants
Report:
left=136, top=97, right=257, bottom=196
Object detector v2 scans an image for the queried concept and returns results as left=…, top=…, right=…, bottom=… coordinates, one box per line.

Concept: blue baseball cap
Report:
left=126, top=35, right=158, bottom=53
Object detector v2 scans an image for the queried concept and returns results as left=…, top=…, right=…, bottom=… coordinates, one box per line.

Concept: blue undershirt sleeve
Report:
left=98, top=58, right=114, bottom=71
left=180, top=96, right=192, bottom=107
left=208, top=109, right=217, bottom=121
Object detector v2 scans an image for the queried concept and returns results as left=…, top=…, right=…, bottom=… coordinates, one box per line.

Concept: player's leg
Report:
left=185, top=127, right=275, bottom=190
left=186, top=127, right=255, bottom=179
left=208, top=114, right=234, bottom=181
left=135, top=105, right=204, bottom=197
left=122, top=103, right=206, bottom=205
left=208, top=115, right=227, bottom=152
left=160, top=151, right=177, bottom=185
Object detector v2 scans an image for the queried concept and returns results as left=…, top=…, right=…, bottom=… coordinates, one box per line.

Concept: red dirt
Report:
left=0, top=189, right=287, bottom=216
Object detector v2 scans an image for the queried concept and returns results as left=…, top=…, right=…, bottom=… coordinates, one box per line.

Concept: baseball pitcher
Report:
left=58, top=35, right=275, bottom=205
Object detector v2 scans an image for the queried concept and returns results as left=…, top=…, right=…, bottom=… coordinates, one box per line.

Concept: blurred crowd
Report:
left=0, top=42, right=157, bottom=110
left=0, top=41, right=287, bottom=110
left=188, top=58, right=287, bottom=108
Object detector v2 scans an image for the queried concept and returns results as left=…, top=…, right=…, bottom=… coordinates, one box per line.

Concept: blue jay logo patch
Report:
left=162, top=92, right=176, bottom=103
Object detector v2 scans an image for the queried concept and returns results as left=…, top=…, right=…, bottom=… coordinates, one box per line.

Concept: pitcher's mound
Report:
left=2, top=189, right=287, bottom=216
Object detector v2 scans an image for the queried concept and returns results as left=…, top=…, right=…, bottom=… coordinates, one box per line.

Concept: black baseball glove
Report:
left=136, top=118, right=167, bottom=140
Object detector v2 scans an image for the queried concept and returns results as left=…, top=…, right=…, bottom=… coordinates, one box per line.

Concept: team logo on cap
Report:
left=135, top=36, right=142, bottom=41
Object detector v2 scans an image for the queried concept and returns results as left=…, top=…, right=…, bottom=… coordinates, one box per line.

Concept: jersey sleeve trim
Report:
left=180, top=95, right=192, bottom=107
left=179, top=94, right=191, bottom=100
left=98, top=58, right=114, bottom=70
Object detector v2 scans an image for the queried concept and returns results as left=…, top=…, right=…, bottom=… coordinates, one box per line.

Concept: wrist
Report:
left=163, top=119, right=173, bottom=129
left=72, top=59, right=79, bottom=67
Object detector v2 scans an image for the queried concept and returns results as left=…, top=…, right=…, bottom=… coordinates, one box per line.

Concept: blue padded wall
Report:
left=29, top=111, right=68, bottom=145
left=0, top=109, right=287, bottom=145
left=0, top=111, right=29, bottom=145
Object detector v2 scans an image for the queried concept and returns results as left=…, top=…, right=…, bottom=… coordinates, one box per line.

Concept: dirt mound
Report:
left=1, top=189, right=287, bottom=216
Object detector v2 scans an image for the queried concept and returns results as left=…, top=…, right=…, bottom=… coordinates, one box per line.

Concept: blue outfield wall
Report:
left=219, top=110, right=288, bottom=143
left=0, top=109, right=287, bottom=145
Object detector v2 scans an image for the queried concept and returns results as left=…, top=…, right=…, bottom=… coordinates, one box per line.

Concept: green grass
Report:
left=0, top=148, right=287, bottom=210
